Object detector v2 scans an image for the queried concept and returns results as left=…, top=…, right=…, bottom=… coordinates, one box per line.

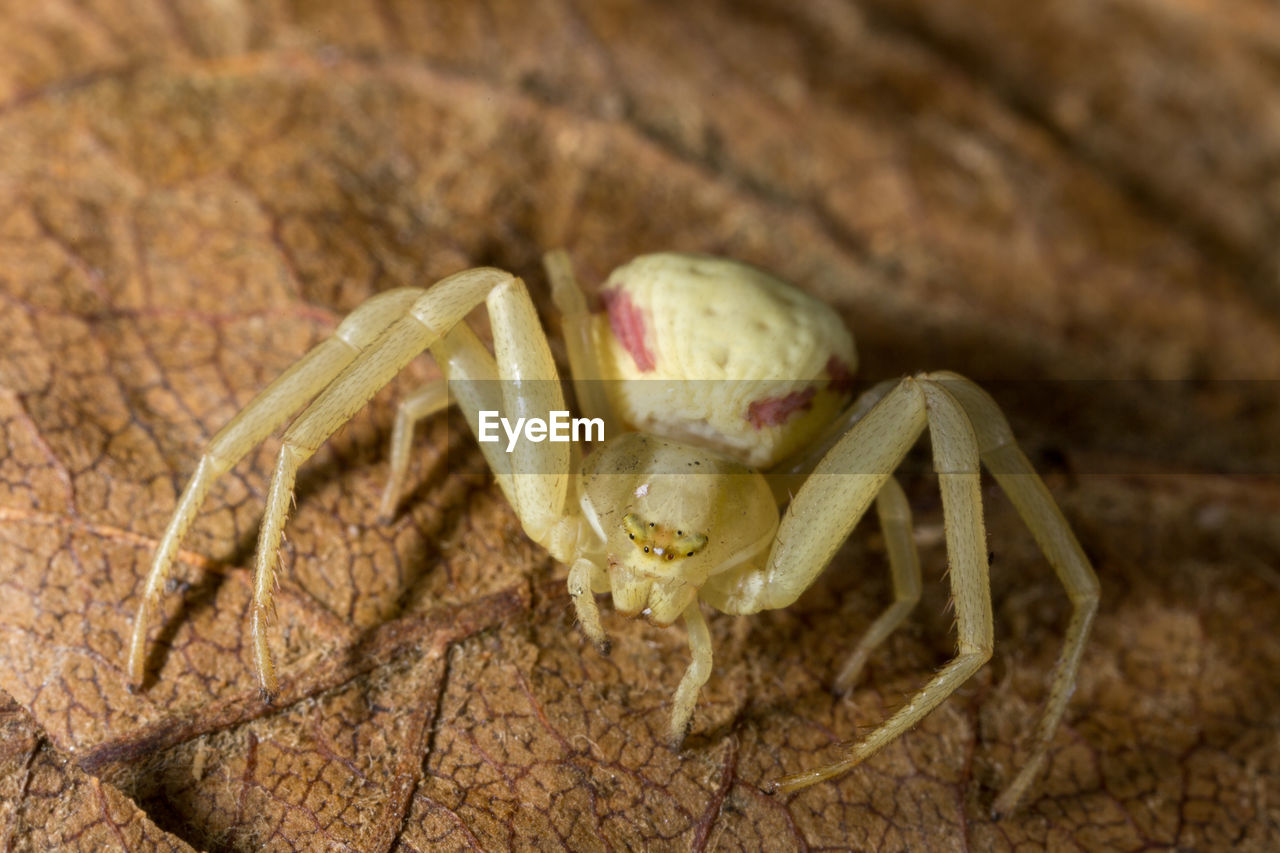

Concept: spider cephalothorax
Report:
left=128, top=250, right=1097, bottom=818
left=581, top=430, right=776, bottom=626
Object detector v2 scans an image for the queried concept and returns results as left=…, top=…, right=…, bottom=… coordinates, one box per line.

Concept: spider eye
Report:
left=665, top=554, right=673, bottom=561
left=643, top=546, right=650, bottom=553
left=628, top=534, right=634, bottom=539
left=686, top=552, right=693, bottom=557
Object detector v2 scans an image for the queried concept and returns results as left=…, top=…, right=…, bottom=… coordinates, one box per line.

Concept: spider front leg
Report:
left=244, top=273, right=571, bottom=697
left=127, top=285, right=435, bottom=688
left=768, top=384, right=926, bottom=694
left=130, top=267, right=572, bottom=697
left=756, top=374, right=1096, bottom=816
left=932, top=372, right=1099, bottom=817
left=763, top=379, right=993, bottom=795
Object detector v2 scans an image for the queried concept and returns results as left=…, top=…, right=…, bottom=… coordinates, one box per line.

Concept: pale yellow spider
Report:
left=127, top=251, right=1098, bottom=817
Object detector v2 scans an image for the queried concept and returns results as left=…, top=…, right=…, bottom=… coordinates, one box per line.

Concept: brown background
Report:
left=1, top=1, right=1279, bottom=850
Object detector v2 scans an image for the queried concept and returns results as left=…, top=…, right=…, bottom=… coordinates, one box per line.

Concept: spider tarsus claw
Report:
left=258, top=687, right=276, bottom=706
left=597, top=639, right=611, bottom=657
left=990, top=793, right=1018, bottom=821
left=833, top=656, right=867, bottom=695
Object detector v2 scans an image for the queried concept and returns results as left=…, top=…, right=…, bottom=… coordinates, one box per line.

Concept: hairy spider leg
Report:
left=680, top=381, right=926, bottom=749
left=128, top=285, right=434, bottom=688
left=767, top=382, right=926, bottom=693
left=129, top=269, right=574, bottom=696
left=769, top=377, right=995, bottom=795
left=246, top=271, right=570, bottom=696
left=378, top=315, right=619, bottom=655
left=566, top=557, right=610, bottom=655
left=933, top=372, right=1099, bottom=817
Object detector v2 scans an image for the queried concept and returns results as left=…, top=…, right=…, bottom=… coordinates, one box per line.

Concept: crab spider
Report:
left=127, top=251, right=1098, bottom=817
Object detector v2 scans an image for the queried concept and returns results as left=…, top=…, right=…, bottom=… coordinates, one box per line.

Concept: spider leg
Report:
left=833, top=475, right=923, bottom=693
left=567, top=557, right=610, bottom=654
left=378, top=316, right=536, bottom=522
left=247, top=269, right=569, bottom=696
left=377, top=378, right=451, bottom=522
left=706, top=379, right=928, bottom=615
left=127, top=286, right=432, bottom=688
left=543, top=249, right=618, bottom=432
left=928, top=371, right=1099, bottom=817
left=669, top=600, right=713, bottom=746
left=763, top=380, right=927, bottom=691
left=431, top=314, right=614, bottom=654
left=772, top=378, right=994, bottom=794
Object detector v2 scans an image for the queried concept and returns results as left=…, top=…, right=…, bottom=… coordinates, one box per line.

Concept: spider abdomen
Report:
left=594, top=253, right=856, bottom=468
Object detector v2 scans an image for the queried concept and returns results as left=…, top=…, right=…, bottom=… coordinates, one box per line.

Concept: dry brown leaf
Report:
left=0, top=693, right=194, bottom=851
left=1, top=1, right=1279, bottom=850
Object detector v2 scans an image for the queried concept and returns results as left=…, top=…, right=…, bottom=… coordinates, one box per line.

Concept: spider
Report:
left=127, top=250, right=1098, bottom=817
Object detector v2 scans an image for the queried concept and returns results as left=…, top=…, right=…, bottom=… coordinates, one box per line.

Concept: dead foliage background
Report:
left=1, top=1, right=1278, bottom=850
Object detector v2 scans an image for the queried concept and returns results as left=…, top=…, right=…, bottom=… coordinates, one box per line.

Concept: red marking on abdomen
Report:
left=601, top=287, right=656, bottom=372
left=747, top=387, right=817, bottom=429
left=825, top=356, right=856, bottom=395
